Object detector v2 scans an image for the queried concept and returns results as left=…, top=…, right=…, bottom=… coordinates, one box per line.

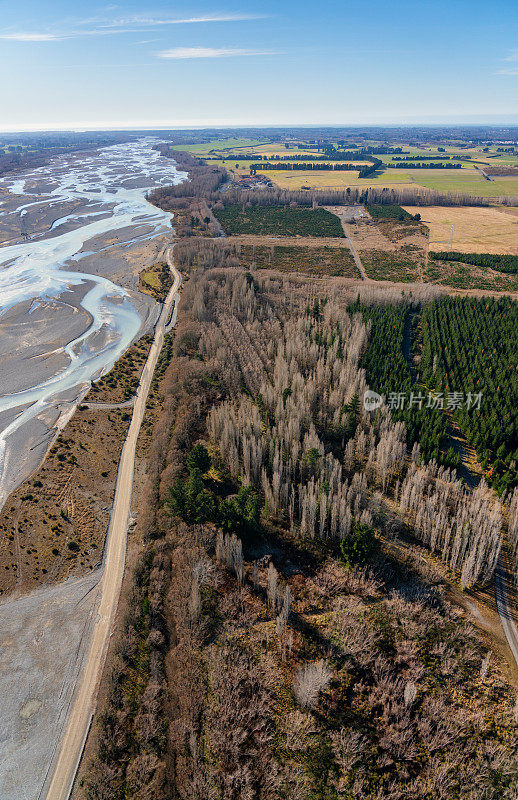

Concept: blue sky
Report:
left=0, top=0, right=517, bottom=130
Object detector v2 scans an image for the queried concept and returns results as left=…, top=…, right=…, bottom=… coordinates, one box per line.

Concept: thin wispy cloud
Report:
left=157, top=47, right=280, bottom=60
left=96, top=13, right=265, bottom=28
left=496, top=51, right=518, bottom=74
left=0, top=12, right=266, bottom=42
left=0, top=32, right=64, bottom=41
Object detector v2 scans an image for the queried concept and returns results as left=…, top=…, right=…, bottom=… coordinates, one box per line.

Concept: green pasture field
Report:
left=249, top=142, right=320, bottom=157
left=408, top=171, right=518, bottom=196
left=206, top=158, right=370, bottom=169
left=482, top=155, right=518, bottom=165
left=205, top=158, right=253, bottom=170
left=376, top=147, right=447, bottom=163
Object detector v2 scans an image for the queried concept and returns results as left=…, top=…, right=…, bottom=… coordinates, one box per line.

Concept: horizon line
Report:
left=2, top=119, right=518, bottom=134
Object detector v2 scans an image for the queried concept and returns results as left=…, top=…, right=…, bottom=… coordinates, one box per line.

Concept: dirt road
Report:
left=43, top=246, right=181, bottom=800
left=324, top=206, right=370, bottom=280
left=343, top=230, right=369, bottom=281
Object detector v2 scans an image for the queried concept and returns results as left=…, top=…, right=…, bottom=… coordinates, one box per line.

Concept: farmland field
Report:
left=171, top=137, right=267, bottom=154
left=197, top=143, right=518, bottom=197
left=405, top=205, right=518, bottom=254
left=214, top=204, right=345, bottom=237
left=265, top=168, right=412, bottom=190
left=248, top=143, right=320, bottom=157
left=407, top=171, right=518, bottom=197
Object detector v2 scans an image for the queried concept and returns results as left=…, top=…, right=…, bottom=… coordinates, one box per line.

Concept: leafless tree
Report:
left=293, top=660, right=332, bottom=708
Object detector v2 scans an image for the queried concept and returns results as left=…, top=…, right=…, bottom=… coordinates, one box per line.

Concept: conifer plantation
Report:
left=350, top=301, right=457, bottom=468
left=420, top=297, right=518, bottom=494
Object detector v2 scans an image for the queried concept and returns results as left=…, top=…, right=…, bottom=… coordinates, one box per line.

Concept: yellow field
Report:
left=250, top=143, right=319, bottom=157
left=172, top=137, right=266, bottom=154
left=404, top=206, right=518, bottom=254
left=266, top=169, right=412, bottom=190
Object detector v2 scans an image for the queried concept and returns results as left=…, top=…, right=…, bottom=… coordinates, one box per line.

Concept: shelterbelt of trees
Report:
left=322, top=146, right=407, bottom=157
left=385, top=162, right=462, bottom=169
left=249, top=162, right=363, bottom=171
left=84, top=260, right=518, bottom=800
left=430, top=251, right=518, bottom=275
left=218, top=153, right=382, bottom=162
left=393, top=155, right=456, bottom=161
left=357, top=158, right=383, bottom=178
left=150, top=177, right=493, bottom=212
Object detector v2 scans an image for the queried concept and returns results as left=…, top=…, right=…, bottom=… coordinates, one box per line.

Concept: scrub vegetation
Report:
left=214, top=203, right=345, bottom=238
left=430, top=251, right=518, bottom=275
left=239, top=243, right=359, bottom=277
left=82, top=262, right=518, bottom=800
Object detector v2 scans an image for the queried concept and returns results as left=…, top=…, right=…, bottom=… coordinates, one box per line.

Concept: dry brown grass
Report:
left=0, top=407, right=130, bottom=595
left=343, top=218, right=396, bottom=251
left=404, top=205, right=518, bottom=255
left=266, top=169, right=411, bottom=190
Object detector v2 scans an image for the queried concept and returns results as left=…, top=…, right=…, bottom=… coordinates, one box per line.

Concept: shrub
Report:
left=340, top=522, right=380, bottom=568
left=186, top=443, right=211, bottom=473
left=293, top=660, right=332, bottom=708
